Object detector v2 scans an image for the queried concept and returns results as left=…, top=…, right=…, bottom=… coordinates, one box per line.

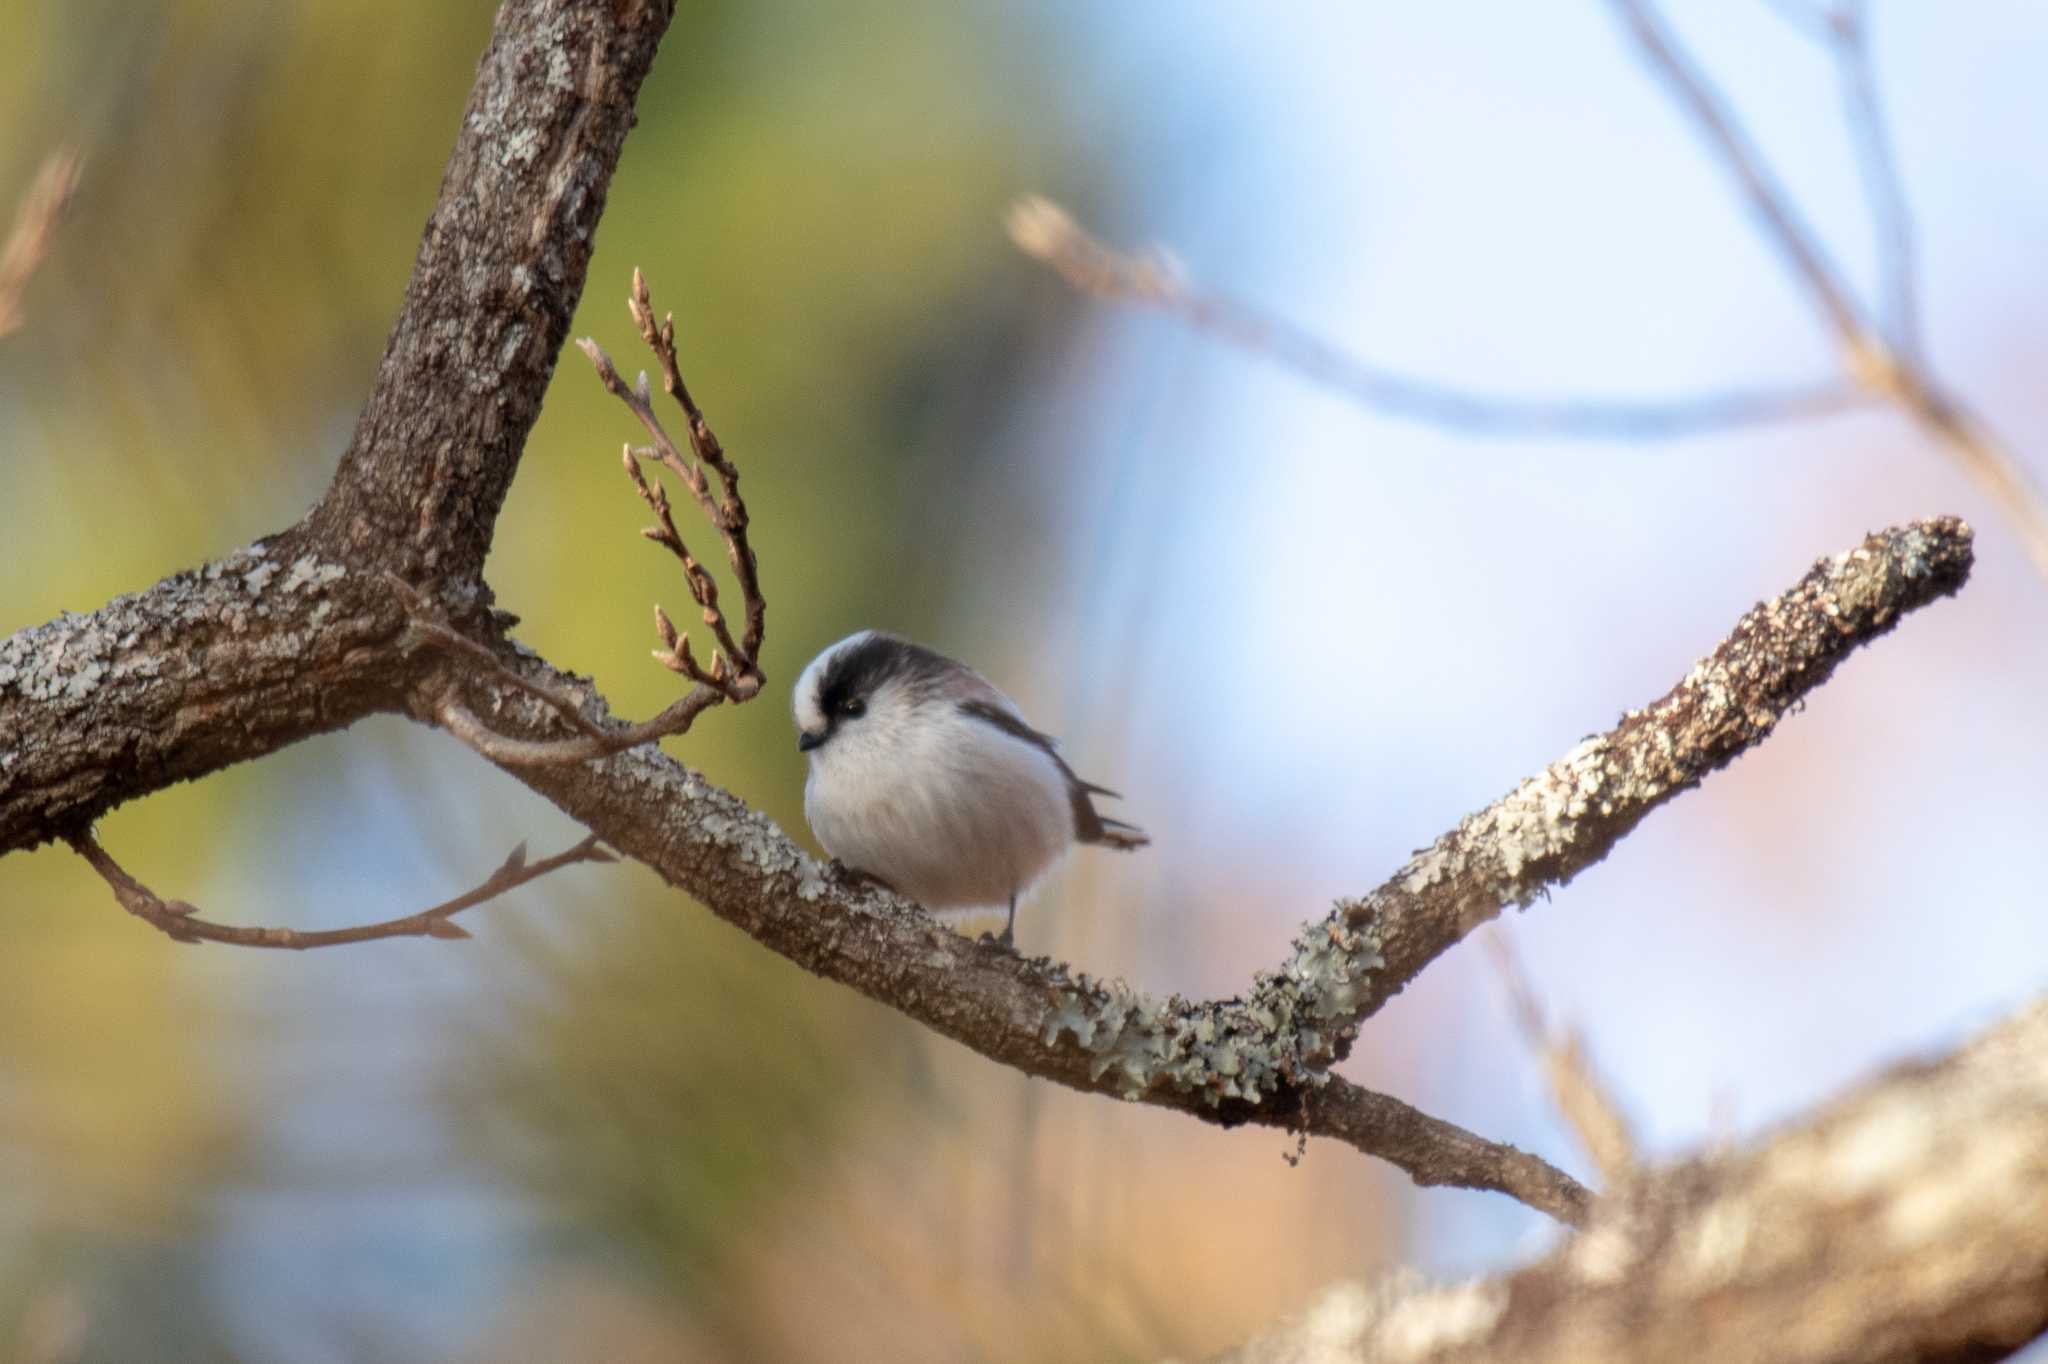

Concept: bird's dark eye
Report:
left=839, top=697, right=866, bottom=719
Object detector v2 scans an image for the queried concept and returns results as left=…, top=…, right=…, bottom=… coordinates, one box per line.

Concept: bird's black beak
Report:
left=797, top=729, right=826, bottom=753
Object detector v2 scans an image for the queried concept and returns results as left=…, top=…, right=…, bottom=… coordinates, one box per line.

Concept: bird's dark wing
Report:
left=957, top=699, right=1149, bottom=850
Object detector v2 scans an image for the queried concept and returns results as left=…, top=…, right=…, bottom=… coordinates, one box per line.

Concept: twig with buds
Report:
left=581, top=267, right=764, bottom=703
left=415, top=271, right=767, bottom=766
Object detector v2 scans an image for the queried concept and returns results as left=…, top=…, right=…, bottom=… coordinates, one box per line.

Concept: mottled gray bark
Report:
left=1205, top=997, right=2048, bottom=1364
left=0, top=0, right=675, bottom=854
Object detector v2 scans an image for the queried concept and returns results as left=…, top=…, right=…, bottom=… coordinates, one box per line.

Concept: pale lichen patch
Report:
left=1678, top=1200, right=1755, bottom=1290
left=1376, top=1276, right=1508, bottom=1358
left=280, top=554, right=345, bottom=595
left=502, top=126, right=543, bottom=167
left=1567, top=1217, right=1640, bottom=1285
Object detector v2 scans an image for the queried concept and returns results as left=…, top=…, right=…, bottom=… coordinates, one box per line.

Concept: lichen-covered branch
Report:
left=1281, top=519, right=1973, bottom=1062
left=475, top=712, right=1592, bottom=1222
left=299, top=0, right=677, bottom=583
left=446, top=519, right=1966, bottom=1224
left=0, top=543, right=404, bottom=855
left=1203, top=997, right=2048, bottom=1364
left=0, top=0, right=676, bottom=853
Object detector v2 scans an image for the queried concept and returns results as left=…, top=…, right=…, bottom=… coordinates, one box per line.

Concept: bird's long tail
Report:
left=1071, top=778, right=1149, bottom=851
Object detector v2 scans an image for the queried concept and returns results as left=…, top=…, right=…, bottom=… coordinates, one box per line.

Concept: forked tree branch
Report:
left=1606, top=0, right=2048, bottom=577
left=456, top=516, right=1969, bottom=1225
left=0, top=0, right=676, bottom=854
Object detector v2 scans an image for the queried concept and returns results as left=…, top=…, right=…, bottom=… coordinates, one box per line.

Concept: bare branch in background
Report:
left=1605, top=0, right=1870, bottom=343
left=0, top=147, right=82, bottom=339
left=69, top=828, right=612, bottom=949
left=1017, top=4, right=2048, bottom=579
left=1485, top=931, right=1637, bottom=1187
left=1757, top=0, right=1844, bottom=44
left=1609, top=0, right=2048, bottom=577
left=1829, top=0, right=1923, bottom=363
left=1207, top=998, right=2048, bottom=1364
left=1007, top=196, right=1866, bottom=441
left=1753, top=0, right=1919, bottom=358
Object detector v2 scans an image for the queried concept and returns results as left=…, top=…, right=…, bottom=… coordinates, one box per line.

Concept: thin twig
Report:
left=1302, top=1076, right=1593, bottom=1225
left=0, top=148, right=83, bottom=339
left=1611, top=0, right=2048, bottom=577
left=1755, top=0, right=1921, bottom=365
left=394, top=574, right=733, bottom=762
left=68, top=827, right=612, bottom=949
left=579, top=268, right=765, bottom=695
left=1484, top=930, right=1637, bottom=1186
left=407, top=272, right=766, bottom=767
left=388, top=574, right=609, bottom=741
left=1605, top=0, right=1870, bottom=345
left=438, top=690, right=727, bottom=767
left=1831, top=0, right=1922, bottom=363
left=1758, top=0, right=1845, bottom=45
left=1007, top=195, right=1867, bottom=441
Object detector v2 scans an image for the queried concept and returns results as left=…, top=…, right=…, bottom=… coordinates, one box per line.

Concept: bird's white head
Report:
left=792, top=629, right=956, bottom=759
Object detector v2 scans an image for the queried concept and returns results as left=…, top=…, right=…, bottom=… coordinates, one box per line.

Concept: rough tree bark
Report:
left=0, top=2, right=2036, bottom=1358
left=1206, top=1000, right=2048, bottom=1364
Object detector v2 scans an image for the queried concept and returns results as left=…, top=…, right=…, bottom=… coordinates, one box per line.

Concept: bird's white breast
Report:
left=804, top=697, right=1074, bottom=910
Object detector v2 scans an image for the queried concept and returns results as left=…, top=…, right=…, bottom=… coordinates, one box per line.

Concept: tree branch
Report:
left=1292, top=517, right=1970, bottom=1060
left=69, top=829, right=612, bottom=948
left=441, top=517, right=1967, bottom=1222
left=1006, top=196, right=1867, bottom=442
left=0, top=147, right=82, bottom=339
left=1604, top=0, right=1869, bottom=344
left=1207, top=997, right=2048, bottom=1364
left=1485, top=931, right=1637, bottom=1187
left=1607, top=0, right=2048, bottom=579
left=0, top=0, right=677, bottom=854
left=0, top=0, right=1986, bottom=1238
left=297, top=0, right=677, bottom=585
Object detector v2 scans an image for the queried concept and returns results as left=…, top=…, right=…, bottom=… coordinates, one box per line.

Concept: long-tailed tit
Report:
left=794, top=630, right=1146, bottom=944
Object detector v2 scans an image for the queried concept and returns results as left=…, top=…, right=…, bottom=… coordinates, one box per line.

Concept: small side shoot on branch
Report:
left=425, top=269, right=768, bottom=765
